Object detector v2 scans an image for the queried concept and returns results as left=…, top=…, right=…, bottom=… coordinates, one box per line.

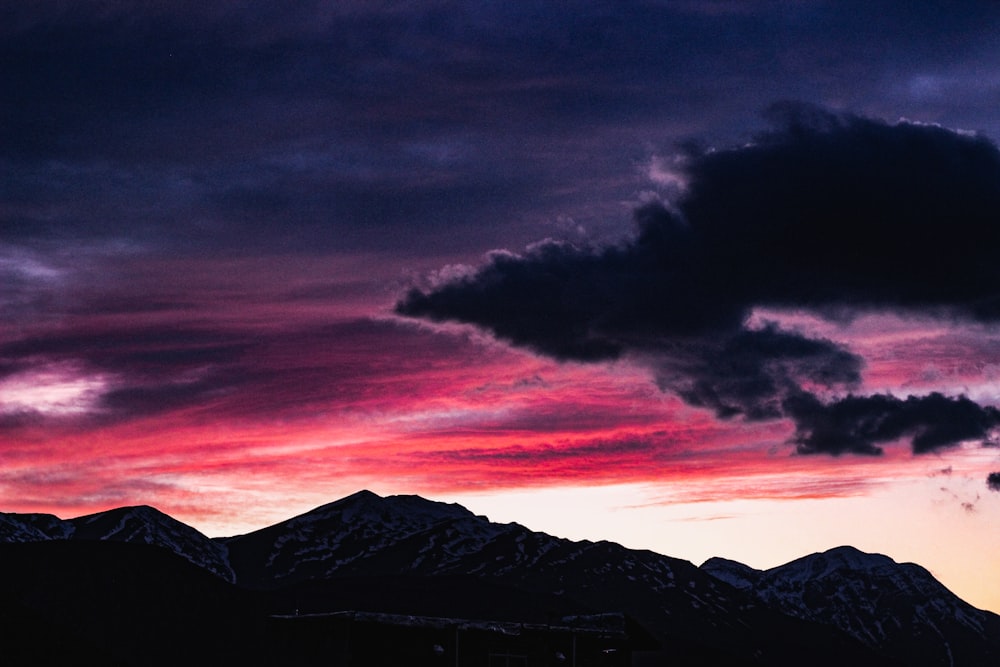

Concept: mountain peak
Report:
left=73, top=503, right=171, bottom=521
left=0, top=511, right=73, bottom=541
left=289, top=490, right=477, bottom=527
left=701, top=544, right=1000, bottom=665
left=70, top=504, right=197, bottom=538
left=343, top=489, right=382, bottom=502
left=302, top=489, right=382, bottom=513
left=775, top=545, right=897, bottom=581
left=699, top=556, right=763, bottom=590
left=823, top=544, right=895, bottom=567
left=221, top=491, right=487, bottom=585
left=67, top=504, right=234, bottom=581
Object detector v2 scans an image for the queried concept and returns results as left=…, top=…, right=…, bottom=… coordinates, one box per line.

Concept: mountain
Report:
left=0, top=511, right=74, bottom=541
left=221, top=490, right=893, bottom=665
left=0, top=505, right=234, bottom=582
left=221, top=490, right=485, bottom=586
left=3, top=490, right=998, bottom=666
left=702, top=545, right=1000, bottom=667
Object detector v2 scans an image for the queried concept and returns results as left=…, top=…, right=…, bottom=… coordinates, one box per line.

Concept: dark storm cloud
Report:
left=988, top=472, right=1000, bottom=492
left=397, top=201, right=746, bottom=361
left=398, top=106, right=1000, bottom=456
left=652, top=324, right=863, bottom=421
left=784, top=392, right=1000, bottom=456
left=679, top=103, right=1000, bottom=318
left=401, top=107, right=1000, bottom=334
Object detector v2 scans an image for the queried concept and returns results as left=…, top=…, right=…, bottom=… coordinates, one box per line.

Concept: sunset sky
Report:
left=4, top=1, right=1000, bottom=613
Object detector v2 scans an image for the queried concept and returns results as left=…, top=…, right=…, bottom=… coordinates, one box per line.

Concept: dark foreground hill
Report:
left=2, top=490, right=997, bottom=666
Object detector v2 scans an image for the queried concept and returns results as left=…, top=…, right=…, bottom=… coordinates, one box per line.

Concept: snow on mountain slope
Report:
left=221, top=491, right=897, bottom=665
left=221, top=489, right=734, bottom=618
left=749, top=546, right=989, bottom=639
left=700, top=556, right=763, bottom=591
left=0, top=505, right=234, bottom=582
left=219, top=490, right=505, bottom=584
left=223, top=489, right=665, bottom=584
left=0, top=512, right=74, bottom=542
left=69, top=505, right=235, bottom=582
left=222, top=489, right=760, bottom=640
left=702, top=545, right=1000, bottom=667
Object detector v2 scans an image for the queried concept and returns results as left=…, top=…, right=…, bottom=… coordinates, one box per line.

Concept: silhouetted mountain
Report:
left=0, top=511, right=73, bottom=541
left=699, top=556, right=762, bottom=591
left=0, top=504, right=234, bottom=581
left=703, top=545, right=1000, bottom=666
left=3, top=491, right=997, bottom=665
left=218, top=490, right=895, bottom=665
left=222, top=489, right=482, bottom=586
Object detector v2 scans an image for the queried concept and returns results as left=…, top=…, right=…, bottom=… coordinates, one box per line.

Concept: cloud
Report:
left=398, top=433, right=694, bottom=489
left=8, top=3, right=1000, bottom=261
left=0, top=362, right=109, bottom=417
left=0, top=326, right=255, bottom=424
left=679, top=102, right=1000, bottom=319
left=784, top=392, right=1000, bottom=456
left=988, top=472, right=1000, bottom=492
left=398, top=105, right=1000, bottom=338
left=396, top=207, right=747, bottom=361
left=649, top=323, right=862, bottom=421
left=0, top=316, right=560, bottom=430
left=397, top=105, right=1000, bottom=457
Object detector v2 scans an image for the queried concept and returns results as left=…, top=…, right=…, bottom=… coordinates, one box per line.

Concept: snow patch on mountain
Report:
left=0, top=512, right=75, bottom=542
left=0, top=505, right=235, bottom=582
left=69, top=505, right=236, bottom=582
left=700, top=556, right=762, bottom=591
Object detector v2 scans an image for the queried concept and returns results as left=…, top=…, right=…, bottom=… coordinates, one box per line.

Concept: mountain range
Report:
left=2, top=489, right=998, bottom=666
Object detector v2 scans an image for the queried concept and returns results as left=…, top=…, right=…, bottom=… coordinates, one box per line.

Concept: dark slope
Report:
left=0, top=541, right=267, bottom=666
left=0, top=593, right=127, bottom=666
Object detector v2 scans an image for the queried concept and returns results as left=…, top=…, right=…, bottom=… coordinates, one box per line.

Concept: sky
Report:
left=3, top=0, right=1000, bottom=612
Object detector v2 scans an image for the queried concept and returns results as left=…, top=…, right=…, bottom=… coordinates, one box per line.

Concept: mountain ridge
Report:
left=3, top=489, right=998, bottom=666
left=701, top=542, right=1000, bottom=666
left=0, top=503, right=235, bottom=581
